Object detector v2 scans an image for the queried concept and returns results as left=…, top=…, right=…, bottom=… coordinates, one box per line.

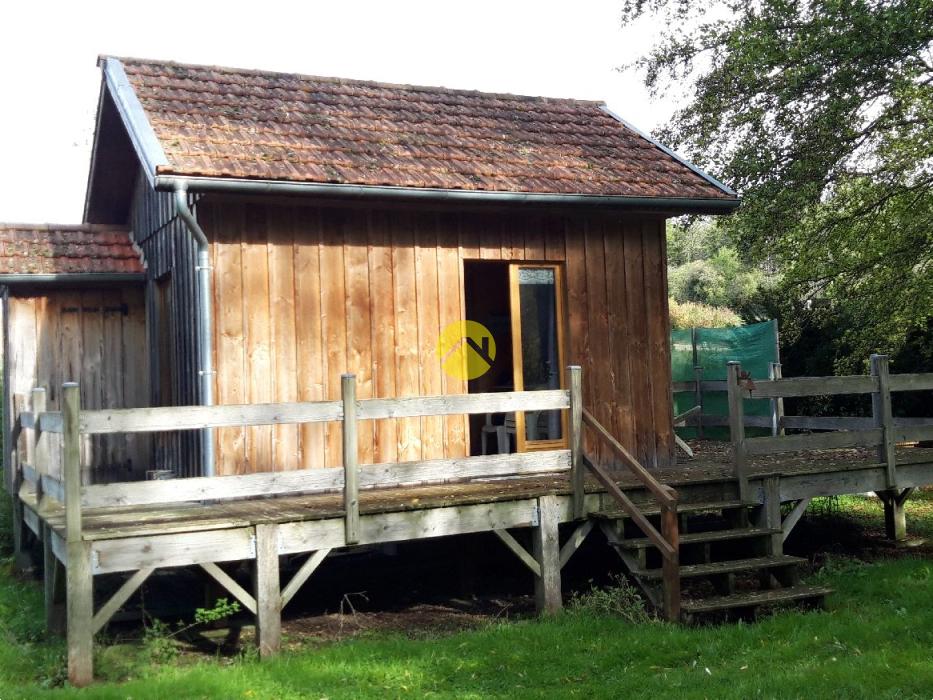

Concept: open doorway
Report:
left=464, top=260, right=567, bottom=456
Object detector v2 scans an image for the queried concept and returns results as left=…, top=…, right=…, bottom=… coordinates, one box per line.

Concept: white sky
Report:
left=0, top=0, right=676, bottom=224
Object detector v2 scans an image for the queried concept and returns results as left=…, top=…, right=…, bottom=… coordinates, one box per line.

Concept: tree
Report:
left=625, top=0, right=933, bottom=369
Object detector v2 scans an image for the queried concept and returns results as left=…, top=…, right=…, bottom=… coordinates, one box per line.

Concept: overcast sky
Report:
left=0, top=0, right=676, bottom=224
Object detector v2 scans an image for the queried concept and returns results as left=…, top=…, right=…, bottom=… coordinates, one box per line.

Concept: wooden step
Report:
left=592, top=499, right=752, bottom=520
left=613, top=527, right=781, bottom=550
left=682, top=585, right=833, bottom=614
left=635, top=555, right=807, bottom=580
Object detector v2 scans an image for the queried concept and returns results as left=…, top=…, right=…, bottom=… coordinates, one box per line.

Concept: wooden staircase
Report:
left=595, top=497, right=832, bottom=621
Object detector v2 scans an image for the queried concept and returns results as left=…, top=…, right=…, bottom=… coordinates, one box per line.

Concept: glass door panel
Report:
left=509, top=264, right=567, bottom=451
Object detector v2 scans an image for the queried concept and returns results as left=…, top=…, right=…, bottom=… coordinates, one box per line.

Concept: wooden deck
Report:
left=8, top=360, right=933, bottom=685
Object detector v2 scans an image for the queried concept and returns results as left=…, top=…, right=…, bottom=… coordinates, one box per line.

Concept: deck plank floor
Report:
left=27, top=446, right=933, bottom=541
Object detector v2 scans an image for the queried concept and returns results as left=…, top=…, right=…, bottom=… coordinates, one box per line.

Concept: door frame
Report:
left=508, top=262, right=569, bottom=453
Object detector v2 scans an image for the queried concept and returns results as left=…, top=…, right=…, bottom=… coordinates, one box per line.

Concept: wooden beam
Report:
left=745, top=428, right=883, bottom=456
left=63, top=384, right=93, bottom=687
left=887, top=373, right=933, bottom=392
left=253, top=524, right=281, bottom=657
left=674, top=434, right=694, bottom=458
left=659, top=504, right=680, bottom=622
left=532, top=496, right=562, bottom=614
left=280, top=548, right=331, bottom=609
left=43, top=524, right=66, bottom=636
left=200, top=562, right=257, bottom=615
left=358, top=389, right=569, bottom=420
left=748, top=375, right=878, bottom=398
left=871, top=355, right=897, bottom=490
left=726, top=362, right=749, bottom=501
left=558, top=520, right=594, bottom=569
left=342, top=374, right=360, bottom=545
left=567, top=365, right=584, bottom=519
left=768, top=363, right=785, bottom=437
left=81, top=450, right=570, bottom=509
left=493, top=529, right=541, bottom=577
left=91, top=567, right=154, bottom=634
left=781, top=497, right=812, bottom=543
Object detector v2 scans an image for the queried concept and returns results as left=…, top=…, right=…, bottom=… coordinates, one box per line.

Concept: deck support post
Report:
left=693, top=362, right=704, bottom=439
left=726, top=362, right=749, bottom=501
left=532, top=495, right=562, bottom=614
left=758, top=475, right=783, bottom=555
left=342, top=374, right=360, bottom=545
left=567, top=366, right=584, bottom=519
left=870, top=354, right=897, bottom=490
left=254, top=524, right=282, bottom=657
left=659, top=503, right=681, bottom=622
left=43, top=523, right=66, bottom=635
left=63, top=383, right=93, bottom=687
left=876, top=488, right=913, bottom=542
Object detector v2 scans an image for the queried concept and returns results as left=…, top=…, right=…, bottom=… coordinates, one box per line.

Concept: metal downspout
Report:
left=173, top=184, right=216, bottom=477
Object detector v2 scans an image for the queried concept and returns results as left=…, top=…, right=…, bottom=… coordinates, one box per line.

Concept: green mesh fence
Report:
left=672, top=319, right=779, bottom=438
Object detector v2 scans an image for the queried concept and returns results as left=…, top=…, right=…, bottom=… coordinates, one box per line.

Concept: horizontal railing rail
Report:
left=725, top=355, right=933, bottom=497
left=78, top=390, right=570, bottom=435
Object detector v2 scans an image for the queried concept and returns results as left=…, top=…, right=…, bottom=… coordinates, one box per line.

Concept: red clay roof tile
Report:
left=0, top=225, right=144, bottom=275
left=117, top=58, right=736, bottom=202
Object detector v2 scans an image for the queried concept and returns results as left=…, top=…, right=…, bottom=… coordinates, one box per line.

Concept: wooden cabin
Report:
left=0, top=224, right=149, bottom=487
left=39, top=57, right=737, bottom=481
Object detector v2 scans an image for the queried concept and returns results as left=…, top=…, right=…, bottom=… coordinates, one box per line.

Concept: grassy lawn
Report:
left=0, top=492, right=931, bottom=699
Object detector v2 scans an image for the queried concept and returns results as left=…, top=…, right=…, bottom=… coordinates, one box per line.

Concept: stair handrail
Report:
left=581, top=409, right=681, bottom=621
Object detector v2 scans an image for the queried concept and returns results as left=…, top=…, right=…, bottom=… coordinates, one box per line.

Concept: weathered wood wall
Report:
left=200, top=200, right=675, bottom=475
left=128, top=172, right=201, bottom=476
left=3, top=286, right=149, bottom=482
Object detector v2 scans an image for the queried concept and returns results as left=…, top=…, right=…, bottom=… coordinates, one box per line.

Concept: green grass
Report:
left=1, top=493, right=932, bottom=698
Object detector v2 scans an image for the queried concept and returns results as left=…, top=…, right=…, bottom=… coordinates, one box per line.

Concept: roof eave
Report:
left=0, top=273, right=146, bottom=286
left=154, top=175, right=740, bottom=214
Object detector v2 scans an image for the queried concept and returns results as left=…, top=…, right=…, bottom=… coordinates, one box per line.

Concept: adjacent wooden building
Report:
left=19, top=56, right=739, bottom=482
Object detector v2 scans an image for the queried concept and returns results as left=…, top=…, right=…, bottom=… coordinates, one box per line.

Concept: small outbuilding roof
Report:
left=102, top=56, right=737, bottom=205
left=0, top=225, right=144, bottom=276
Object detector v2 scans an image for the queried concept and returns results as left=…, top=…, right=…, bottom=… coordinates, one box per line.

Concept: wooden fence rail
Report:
left=725, top=355, right=933, bottom=495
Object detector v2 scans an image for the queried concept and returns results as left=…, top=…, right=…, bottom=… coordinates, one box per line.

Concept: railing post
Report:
left=726, top=362, right=749, bottom=501
left=63, top=382, right=92, bottom=686
left=659, top=502, right=680, bottom=622
left=31, top=388, right=48, bottom=512
left=567, top=365, right=584, bottom=519
left=870, top=354, right=896, bottom=490
left=693, top=364, right=704, bottom=439
left=341, top=374, right=360, bottom=545
left=768, top=362, right=785, bottom=437
left=11, top=393, right=27, bottom=570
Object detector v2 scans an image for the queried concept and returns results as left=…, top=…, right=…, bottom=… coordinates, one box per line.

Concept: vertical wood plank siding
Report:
left=128, top=170, right=200, bottom=476
left=5, top=288, right=148, bottom=482
left=200, top=201, right=675, bottom=474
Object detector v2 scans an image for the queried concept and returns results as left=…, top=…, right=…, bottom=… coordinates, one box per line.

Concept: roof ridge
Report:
left=106, top=55, right=606, bottom=106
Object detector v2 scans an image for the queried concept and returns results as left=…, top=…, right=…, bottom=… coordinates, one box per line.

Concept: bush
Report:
left=669, top=298, right=742, bottom=329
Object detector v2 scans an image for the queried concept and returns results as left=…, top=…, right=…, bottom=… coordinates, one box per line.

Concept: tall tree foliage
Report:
left=624, top=0, right=933, bottom=368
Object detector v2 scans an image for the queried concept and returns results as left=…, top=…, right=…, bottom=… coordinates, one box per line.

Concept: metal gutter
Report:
left=172, top=184, right=216, bottom=477
left=154, top=175, right=740, bottom=213
left=0, top=273, right=145, bottom=285
left=98, top=57, right=168, bottom=187
left=598, top=105, right=738, bottom=198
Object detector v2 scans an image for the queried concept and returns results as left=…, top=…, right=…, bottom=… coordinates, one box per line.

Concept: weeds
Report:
left=142, top=597, right=241, bottom=663
left=568, top=574, right=654, bottom=623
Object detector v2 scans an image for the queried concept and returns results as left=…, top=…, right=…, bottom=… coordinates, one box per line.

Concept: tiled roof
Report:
left=117, top=58, right=736, bottom=201
left=0, top=225, right=144, bottom=275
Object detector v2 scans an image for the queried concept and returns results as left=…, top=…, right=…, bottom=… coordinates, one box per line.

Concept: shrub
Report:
left=669, top=298, right=742, bottom=329
left=568, top=574, right=653, bottom=623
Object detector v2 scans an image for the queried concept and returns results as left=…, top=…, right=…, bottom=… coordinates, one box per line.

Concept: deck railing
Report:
left=581, top=409, right=680, bottom=621
left=725, top=354, right=933, bottom=499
